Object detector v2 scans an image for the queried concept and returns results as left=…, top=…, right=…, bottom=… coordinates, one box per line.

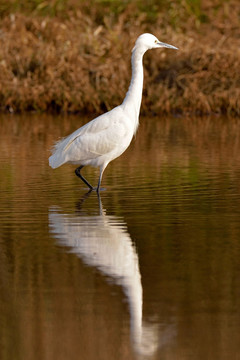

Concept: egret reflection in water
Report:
left=49, top=193, right=175, bottom=356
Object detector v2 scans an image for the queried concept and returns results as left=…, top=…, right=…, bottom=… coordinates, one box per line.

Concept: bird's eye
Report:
left=154, top=40, right=158, bottom=43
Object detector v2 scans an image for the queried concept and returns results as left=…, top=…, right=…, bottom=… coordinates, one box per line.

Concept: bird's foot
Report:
left=92, top=187, right=106, bottom=192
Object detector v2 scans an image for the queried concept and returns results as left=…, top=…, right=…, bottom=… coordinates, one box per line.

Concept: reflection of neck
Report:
left=127, top=262, right=143, bottom=340
left=122, top=47, right=145, bottom=134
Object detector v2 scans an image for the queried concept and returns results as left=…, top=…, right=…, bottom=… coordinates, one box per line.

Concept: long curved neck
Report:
left=122, top=46, right=145, bottom=132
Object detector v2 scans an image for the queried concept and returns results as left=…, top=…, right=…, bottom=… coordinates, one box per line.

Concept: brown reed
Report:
left=0, top=1, right=239, bottom=115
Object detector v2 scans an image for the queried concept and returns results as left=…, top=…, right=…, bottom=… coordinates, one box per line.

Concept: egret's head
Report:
left=134, top=33, right=178, bottom=52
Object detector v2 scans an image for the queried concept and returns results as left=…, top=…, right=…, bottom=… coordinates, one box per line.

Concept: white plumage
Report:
left=49, top=33, right=178, bottom=191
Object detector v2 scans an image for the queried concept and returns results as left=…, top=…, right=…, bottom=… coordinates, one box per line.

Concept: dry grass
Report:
left=0, top=0, right=239, bottom=115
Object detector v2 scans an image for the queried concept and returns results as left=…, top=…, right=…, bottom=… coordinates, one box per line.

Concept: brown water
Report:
left=1, top=114, right=240, bottom=360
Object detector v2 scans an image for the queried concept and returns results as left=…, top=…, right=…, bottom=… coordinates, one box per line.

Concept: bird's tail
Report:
left=49, top=153, right=65, bottom=169
left=49, top=137, right=68, bottom=169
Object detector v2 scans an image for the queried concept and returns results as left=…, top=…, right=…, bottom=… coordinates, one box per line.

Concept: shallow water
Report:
left=1, top=114, right=240, bottom=360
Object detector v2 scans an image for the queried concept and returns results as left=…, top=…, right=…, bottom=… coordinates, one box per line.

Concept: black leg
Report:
left=96, top=168, right=104, bottom=193
left=75, top=166, right=93, bottom=190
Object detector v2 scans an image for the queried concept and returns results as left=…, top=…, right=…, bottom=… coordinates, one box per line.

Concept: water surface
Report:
left=1, top=114, right=240, bottom=360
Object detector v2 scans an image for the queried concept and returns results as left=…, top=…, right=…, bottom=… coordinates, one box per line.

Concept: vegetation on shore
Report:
left=0, top=0, right=239, bottom=115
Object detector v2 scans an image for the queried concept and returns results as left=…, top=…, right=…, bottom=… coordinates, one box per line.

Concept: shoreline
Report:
left=0, top=2, right=239, bottom=116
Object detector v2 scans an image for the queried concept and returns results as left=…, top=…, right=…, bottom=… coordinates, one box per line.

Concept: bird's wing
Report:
left=62, top=107, right=129, bottom=160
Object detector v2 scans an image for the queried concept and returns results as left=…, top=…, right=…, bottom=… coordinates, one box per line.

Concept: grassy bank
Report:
left=0, top=0, right=239, bottom=115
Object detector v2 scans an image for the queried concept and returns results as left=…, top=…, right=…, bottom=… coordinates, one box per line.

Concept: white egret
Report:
left=49, top=33, right=178, bottom=191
